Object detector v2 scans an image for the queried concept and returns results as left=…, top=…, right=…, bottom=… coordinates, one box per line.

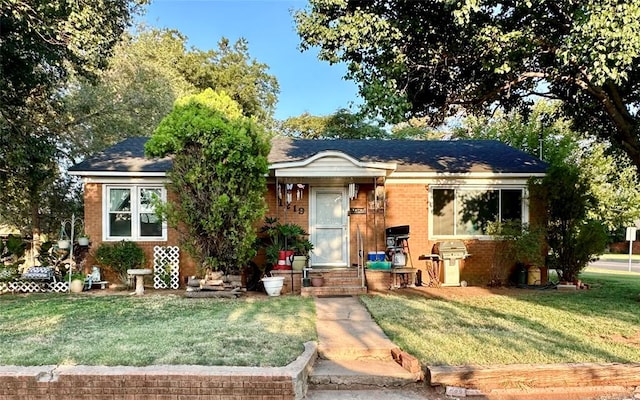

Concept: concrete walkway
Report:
left=314, top=296, right=400, bottom=360
left=306, top=296, right=426, bottom=399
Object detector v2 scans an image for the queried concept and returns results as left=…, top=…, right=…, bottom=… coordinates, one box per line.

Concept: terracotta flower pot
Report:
left=311, top=276, right=324, bottom=287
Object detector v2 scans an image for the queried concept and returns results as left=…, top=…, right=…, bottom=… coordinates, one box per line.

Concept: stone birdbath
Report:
left=127, top=269, right=152, bottom=296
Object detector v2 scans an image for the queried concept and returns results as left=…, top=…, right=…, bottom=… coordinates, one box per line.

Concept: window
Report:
left=105, top=185, right=166, bottom=241
left=431, top=187, right=525, bottom=237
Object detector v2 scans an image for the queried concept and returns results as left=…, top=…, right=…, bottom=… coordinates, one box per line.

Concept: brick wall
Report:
left=83, top=183, right=197, bottom=287
left=365, top=270, right=392, bottom=291
left=84, top=179, right=543, bottom=288
left=270, top=270, right=302, bottom=294
left=264, top=184, right=309, bottom=233
left=609, top=241, right=640, bottom=254
left=0, top=343, right=317, bottom=400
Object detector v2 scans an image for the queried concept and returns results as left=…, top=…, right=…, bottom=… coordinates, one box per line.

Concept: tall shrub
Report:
left=532, top=164, right=608, bottom=283
left=145, top=89, right=270, bottom=274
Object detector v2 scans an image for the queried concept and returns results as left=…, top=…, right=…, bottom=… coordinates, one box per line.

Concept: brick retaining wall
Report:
left=0, top=343, right=317, bottom=400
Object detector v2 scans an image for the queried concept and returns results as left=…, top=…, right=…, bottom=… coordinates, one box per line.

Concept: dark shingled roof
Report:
left=69, top=137, right=547, bottom=175
left=269, top=138, right=547, bottom=173
left=69, top=137, right=171, bottom=173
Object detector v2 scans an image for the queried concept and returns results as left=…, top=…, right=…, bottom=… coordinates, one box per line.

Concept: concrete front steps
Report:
left=309, top=358, right=420, bottom=391
left=301, top=268, right=367, bottom=297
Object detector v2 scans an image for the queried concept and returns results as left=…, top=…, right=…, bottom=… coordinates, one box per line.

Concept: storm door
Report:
left=310, top=187, right=349, bottom=267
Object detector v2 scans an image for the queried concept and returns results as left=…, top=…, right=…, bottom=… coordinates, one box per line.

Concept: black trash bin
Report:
left=515, top=263, right=527, bottom=286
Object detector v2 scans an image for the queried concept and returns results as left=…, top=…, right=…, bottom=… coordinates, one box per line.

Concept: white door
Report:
left=310, top=187, right=349, bottom=267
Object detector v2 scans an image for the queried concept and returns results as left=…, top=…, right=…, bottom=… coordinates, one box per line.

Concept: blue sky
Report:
left=138, top=0, right=361, bottom=120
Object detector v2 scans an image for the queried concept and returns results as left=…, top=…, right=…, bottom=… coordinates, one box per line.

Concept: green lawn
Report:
left=360, top=270, right=640, bottom=366
left=3, top=271, right=638, bottom=369
left=0, top=294, right=315, bottom=367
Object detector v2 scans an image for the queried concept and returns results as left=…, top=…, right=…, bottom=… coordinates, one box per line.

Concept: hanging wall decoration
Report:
left=277, top=184, right=282, bottom=206
left=348, top=183, right=359, bottom=200
left=296, top=184, right=306, bottom=200
left=285, top=184, right=293, bottom=205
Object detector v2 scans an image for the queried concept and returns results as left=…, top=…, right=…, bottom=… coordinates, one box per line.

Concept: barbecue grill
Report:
left=385, top=225, right=411, bottom=267
left=436, top=241, right=469, bottom=286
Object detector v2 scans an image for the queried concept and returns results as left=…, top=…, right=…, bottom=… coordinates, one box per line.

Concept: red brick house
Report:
left=69, top=137, right=547, bottom=292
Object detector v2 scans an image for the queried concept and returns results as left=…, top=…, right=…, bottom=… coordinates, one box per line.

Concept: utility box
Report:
left=436, top=241, right=469, bottom=287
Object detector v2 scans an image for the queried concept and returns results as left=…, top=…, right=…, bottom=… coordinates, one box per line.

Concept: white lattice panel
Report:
left=49, top=282, right=70, bottom=293
left=0, top=281, right=69, bottom=294
left=153, top=246, right=180, bottom=289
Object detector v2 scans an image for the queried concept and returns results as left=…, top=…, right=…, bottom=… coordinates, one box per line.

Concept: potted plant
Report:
left=69, top=272, right=86, bottom=293
left=292, top=239, right=314, bottom=271
left=77, top=233, right=90, bottom=247
left=259, top=218, right=310, bottom=270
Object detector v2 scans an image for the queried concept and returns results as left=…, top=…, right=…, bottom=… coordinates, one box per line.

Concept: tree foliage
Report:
left=531, top=164, right=608, bottom=283
left=295, top=0, right=640, bottom=167
left=456, top=100, right=640, bottom=236
left=1, top=0, right=147, bottom=111
left=62, top=28, right=279, bottom=163
left=279, top=108, right=387, bottom=139
left=0, top=0, right=144, bottom=234
left=145, top=90, right=270, bottom=274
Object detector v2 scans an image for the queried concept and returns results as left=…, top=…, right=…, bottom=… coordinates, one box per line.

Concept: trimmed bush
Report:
left=94, top=241, right=146, bottom=286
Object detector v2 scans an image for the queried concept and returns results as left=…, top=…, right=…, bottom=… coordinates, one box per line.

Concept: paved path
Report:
left=306, top=296, right=430, bottom=399
left=314, top=296, right=399, bottom=360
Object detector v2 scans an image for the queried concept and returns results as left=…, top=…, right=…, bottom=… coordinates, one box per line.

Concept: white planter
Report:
left=70, top=279, right=84, bottom=293
left=58, top=240, right=70, bottom=249
left=262, top=276, right=285, bottom=296
left=77, top=237, right=89, bottom=246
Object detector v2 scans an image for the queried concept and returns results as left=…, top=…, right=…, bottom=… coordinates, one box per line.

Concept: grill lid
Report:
left=385, top=225, right=409, bottom=236
left=436, top=241, right=468, bottom=259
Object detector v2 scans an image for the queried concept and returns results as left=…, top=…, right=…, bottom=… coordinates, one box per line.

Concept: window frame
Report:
left=429, top=185, right=529, bottom=239
left=103, top=184, right=167, bottom=242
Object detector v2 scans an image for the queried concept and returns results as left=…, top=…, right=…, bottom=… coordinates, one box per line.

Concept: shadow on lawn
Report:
left=362, top=275, right=640, bottom=366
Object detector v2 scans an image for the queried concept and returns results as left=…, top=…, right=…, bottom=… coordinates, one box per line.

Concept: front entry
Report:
left=310, top=187, right=349, bottom=267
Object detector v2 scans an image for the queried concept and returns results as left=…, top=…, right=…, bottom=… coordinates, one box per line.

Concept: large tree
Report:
left=145, top=89, right=270, bottom=274
left=295, top=0, right=640, bottom=167
left=279, top=108, right=387, bottom=138
left=1, top=0, right=146, bottom=114
left=62, top=28, right=280, bottom=162
left=0, top=0, right=145, bottom=234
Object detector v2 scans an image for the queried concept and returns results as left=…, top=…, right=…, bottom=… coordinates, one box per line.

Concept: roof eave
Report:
left=390, top=171, right=546, bottom=179
left=68, top=170, right=167, bottom=178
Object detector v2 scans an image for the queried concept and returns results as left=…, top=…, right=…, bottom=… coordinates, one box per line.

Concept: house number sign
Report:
left=281, top=204, right=305, bottom=214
